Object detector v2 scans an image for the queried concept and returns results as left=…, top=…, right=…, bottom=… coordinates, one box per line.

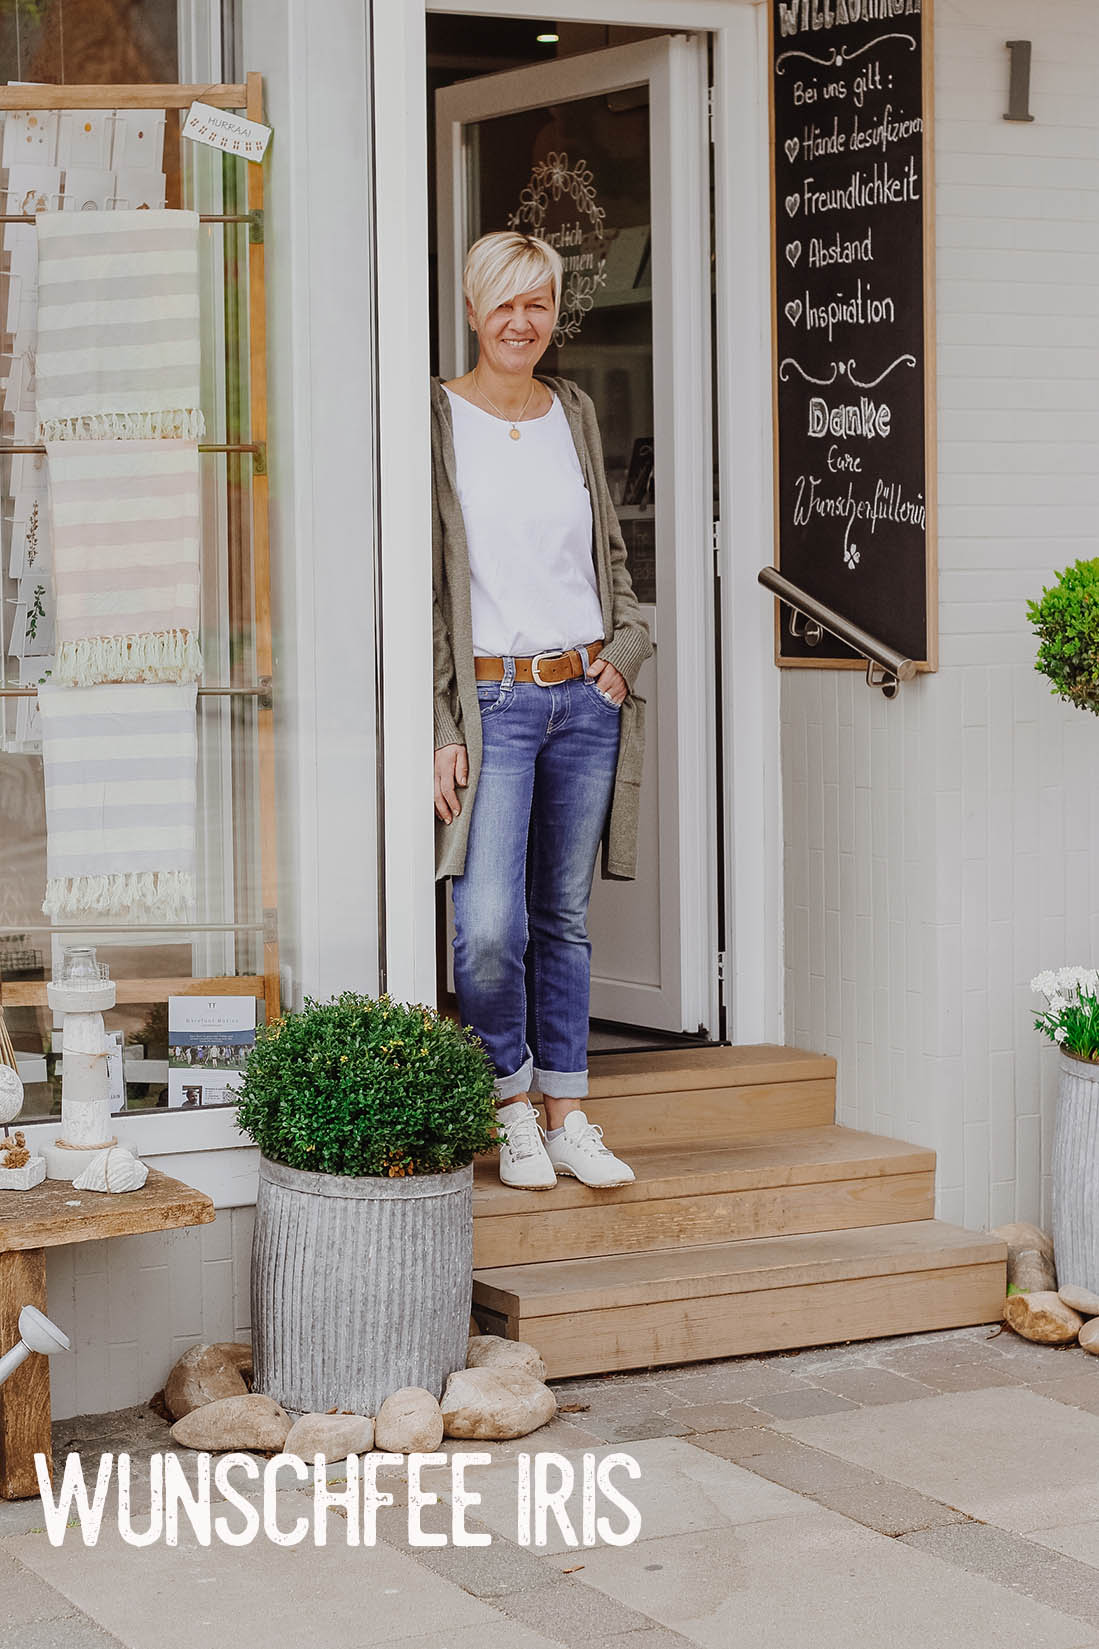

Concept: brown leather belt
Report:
left=474, top=639, right=603, bottom=687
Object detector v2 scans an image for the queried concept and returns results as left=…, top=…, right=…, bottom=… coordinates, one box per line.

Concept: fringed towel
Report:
left=35, top=209, right=204, bottom=442
left=39, top=681, right=198, bottom=921
left=47, top=439, right=202, bottom=687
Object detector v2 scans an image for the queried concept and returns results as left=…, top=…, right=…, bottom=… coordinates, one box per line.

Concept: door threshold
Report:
left=588, top=1020, right=719, bottom=1058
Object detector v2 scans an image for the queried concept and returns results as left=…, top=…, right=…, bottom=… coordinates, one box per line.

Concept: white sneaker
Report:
left=545, top=1110, right=636, bottom=1188
left=495, top=1099, right=557, bottom=1190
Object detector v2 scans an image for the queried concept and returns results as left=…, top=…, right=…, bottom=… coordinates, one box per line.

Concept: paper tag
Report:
left=182, top=101, right=271, bottom=162
left=106, top=1032, right=125, bottom=1112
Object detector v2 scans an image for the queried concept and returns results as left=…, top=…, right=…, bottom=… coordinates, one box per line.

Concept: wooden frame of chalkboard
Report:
left=768, top=0, right=938, bottom=672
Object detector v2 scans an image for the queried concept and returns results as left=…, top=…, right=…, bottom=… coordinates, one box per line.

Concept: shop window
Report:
left=0, top=1, right=269, bottom=1127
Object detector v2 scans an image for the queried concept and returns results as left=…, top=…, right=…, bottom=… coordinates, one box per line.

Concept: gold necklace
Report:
left=472, top=371, right=537, bottom=440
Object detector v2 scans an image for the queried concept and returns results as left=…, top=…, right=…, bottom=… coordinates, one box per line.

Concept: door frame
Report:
left=435, top=34, right=715, bottom=1035
left=370, top=0, right=784, bottom=1045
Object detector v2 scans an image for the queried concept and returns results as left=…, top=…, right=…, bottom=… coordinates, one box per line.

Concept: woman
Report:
left=432, top=230, right=653, bottom=1191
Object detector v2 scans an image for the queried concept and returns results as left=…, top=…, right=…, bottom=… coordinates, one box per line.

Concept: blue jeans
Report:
left=452, top=649, right=621, bottom=1101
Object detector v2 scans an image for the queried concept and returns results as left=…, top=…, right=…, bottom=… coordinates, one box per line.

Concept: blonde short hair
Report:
left=462, top=231, right=562, bottom=330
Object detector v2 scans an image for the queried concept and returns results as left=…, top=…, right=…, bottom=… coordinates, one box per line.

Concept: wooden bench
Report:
left=0, top=1168, right=214, bottom=1498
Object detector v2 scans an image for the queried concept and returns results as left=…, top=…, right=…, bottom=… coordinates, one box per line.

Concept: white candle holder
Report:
left=44, top=947, right=124, bottom=1181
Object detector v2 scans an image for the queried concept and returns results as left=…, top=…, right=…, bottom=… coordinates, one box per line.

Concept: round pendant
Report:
left=509, top=426, right=521, bottom=441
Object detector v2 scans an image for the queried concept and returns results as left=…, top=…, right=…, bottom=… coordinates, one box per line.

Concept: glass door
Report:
left=436, top=35, right=718, bottom=1035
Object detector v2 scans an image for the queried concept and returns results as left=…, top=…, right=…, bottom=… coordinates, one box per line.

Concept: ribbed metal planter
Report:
left=1051, top=1052, right=1099, bottom=1295
left=251, top=1155, right=473, bottom=1416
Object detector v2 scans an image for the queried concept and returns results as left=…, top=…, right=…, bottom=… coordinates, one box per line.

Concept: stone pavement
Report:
left=1, top=1323, right=1098, bottom=1649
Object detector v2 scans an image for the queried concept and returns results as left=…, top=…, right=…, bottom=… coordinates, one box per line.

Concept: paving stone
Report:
left=1027, top=1519, right=1099, bottom=1569
left=812, top=1367, right=939, bottom=1405
left=685, top=1430, right=965, bottom=1534
left=881, top=1361, right=1026, bottom=1394
left=1023, top=1375, right=1099, bottom=1418
left=420, top=1435, right=805, bottom=1556
left=651, top=1362, right=813, bottom=1405
left=771, top=1386, right=1099, bottom=1537
left=6, top=1496, right=504, bottom=1649
left=658, top=1402, right=766, bottom=1434
left=0, top=1621, right=125, bottom=1649
left=0, top=1550, right=76, bottom=1626
left=903, top=1521, right=1099, bottom=1630
left=489, top=1579, right=657, bottom=1641
left=870, top=1339, right=1002, bottom=1374
left=370, top=1623, right=565, bottom=1649
left=390, top=1518, right=564, bottom=1597
left=744, top=1387, right=861, bottom=1420
left=579, top=1413, right=694, bottom=1444
left=580, top=1631, right=698, bottom=1649
left=984, top=1336, right=1088, bottom=1374
left=548, top=1517, right=1093, bottom=1649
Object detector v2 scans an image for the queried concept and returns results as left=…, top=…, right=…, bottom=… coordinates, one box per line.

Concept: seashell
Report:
left=0, top=1064, right=24, bottom=1126
left=73, top=1145, right=148, bottom=1194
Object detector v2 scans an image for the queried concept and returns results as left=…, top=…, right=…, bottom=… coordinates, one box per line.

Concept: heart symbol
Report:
left=785, top=138, right=800, bottom=163
left=785, top=193, right=800, bottom=218
left=784, top=299, right=803, bottom=327
left=786, top=240, right=802, bottom=268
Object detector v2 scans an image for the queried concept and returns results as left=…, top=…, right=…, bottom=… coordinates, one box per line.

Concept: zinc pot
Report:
left=251, top=1154, right=473, bottom=1416
left=1051, top=1051, right=1099, bottom=1295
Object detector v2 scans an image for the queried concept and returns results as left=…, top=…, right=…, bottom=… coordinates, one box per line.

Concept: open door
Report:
left=436, top=34, right=719, bottom=1037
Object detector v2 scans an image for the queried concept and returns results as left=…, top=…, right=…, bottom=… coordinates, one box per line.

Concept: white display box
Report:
left=0, top=1156, right=46, bottom=1191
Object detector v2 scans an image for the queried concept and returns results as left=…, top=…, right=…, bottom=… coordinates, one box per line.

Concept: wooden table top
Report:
left=0, top=1168, right=215, bottom=1253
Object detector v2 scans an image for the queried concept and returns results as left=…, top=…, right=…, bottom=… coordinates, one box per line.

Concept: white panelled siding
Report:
left=782, top=0, right=1099, bottom=1232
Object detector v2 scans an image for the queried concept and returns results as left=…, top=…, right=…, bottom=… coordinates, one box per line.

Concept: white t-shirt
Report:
left=444, top=384, right=604, bottom=657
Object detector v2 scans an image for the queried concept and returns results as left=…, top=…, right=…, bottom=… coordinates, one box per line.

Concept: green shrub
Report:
left=235, top=992, right=499, bottom=1177
left=1027, top=558, right=1099, bottom=715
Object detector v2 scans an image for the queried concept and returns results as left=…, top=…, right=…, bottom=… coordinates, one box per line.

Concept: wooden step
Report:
left=472, top=1220, right=1008, bottom=1379
left=473, top=1126, right=936, bottom=1268
left=555, top=1045, right=836, bottom=1147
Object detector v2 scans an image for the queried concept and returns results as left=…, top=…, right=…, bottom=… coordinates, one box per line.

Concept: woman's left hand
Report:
left=586, top=656, right=628, bottom=706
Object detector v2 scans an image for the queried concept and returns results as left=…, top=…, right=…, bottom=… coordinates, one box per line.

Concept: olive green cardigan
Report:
left=431, top=374, right=653, bottom=882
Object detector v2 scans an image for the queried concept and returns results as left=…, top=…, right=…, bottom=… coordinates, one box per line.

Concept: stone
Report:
left=284, top=1411, right=375, bottom=1463
left=441, top=1366, right=556, bottom=1440
left=991, top=1222, right=1057, bottom=1293
left=163, top=1341, right=253, bottom=1419
left=1003, top=1290, right=1083, bottom=1345
left=1080, top=1318, right=1099, bottom=1356
left=465, top=1334, right=547, bottom=1381
left=373, top=1387, right=444, bottom=1453
left=1058, top=1282, right=1099, bottom=1316
left=170, top=1394, right=291, bottom=1452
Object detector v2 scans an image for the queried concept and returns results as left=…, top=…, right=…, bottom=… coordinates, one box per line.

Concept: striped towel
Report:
left=35, top=209, right=204, bottom=442
left=38, top=681, right=198, bottom=920
left=47, top=439, right=202, bottom=686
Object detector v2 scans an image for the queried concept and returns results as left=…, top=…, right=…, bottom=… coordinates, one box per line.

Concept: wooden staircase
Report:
left=471, top=1046, right=1008, bottom=1378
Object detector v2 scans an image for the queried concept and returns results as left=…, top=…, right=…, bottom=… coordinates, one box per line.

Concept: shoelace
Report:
left=568, top=1118, right=612, bottom=1156
left=501, top=1108, right=545, bottom=1163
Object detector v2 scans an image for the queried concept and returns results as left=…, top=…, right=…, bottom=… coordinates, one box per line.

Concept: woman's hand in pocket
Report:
left=586, top=657, right=628, bottom=706
left=434, top=743, right=469, bottom=824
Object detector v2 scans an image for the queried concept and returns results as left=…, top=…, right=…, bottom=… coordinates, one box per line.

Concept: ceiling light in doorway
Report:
left=536, top=31, right=559, bottom=44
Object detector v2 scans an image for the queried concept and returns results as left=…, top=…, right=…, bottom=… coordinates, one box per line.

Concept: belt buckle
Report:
left=530, top=648, right=564, bottom=687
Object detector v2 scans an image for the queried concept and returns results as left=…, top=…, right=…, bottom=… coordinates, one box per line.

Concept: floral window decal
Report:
left=508, top=151, right=608, bottom=344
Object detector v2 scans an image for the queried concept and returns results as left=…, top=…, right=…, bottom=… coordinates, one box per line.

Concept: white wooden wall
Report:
left=783, top=0, right=1099, bottom=1232
left=46, top=1210, right=255, bottom=1421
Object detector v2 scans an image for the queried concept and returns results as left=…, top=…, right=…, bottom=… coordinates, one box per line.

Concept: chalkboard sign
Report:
left=769, top=0, right=937, bottom=668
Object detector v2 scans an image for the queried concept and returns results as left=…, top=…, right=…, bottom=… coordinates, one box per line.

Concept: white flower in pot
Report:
left=1031, top=967, right=1099, bottom=1294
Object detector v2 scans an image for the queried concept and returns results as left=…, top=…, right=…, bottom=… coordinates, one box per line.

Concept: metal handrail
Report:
left=758, top=567, right=917, bottom=698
